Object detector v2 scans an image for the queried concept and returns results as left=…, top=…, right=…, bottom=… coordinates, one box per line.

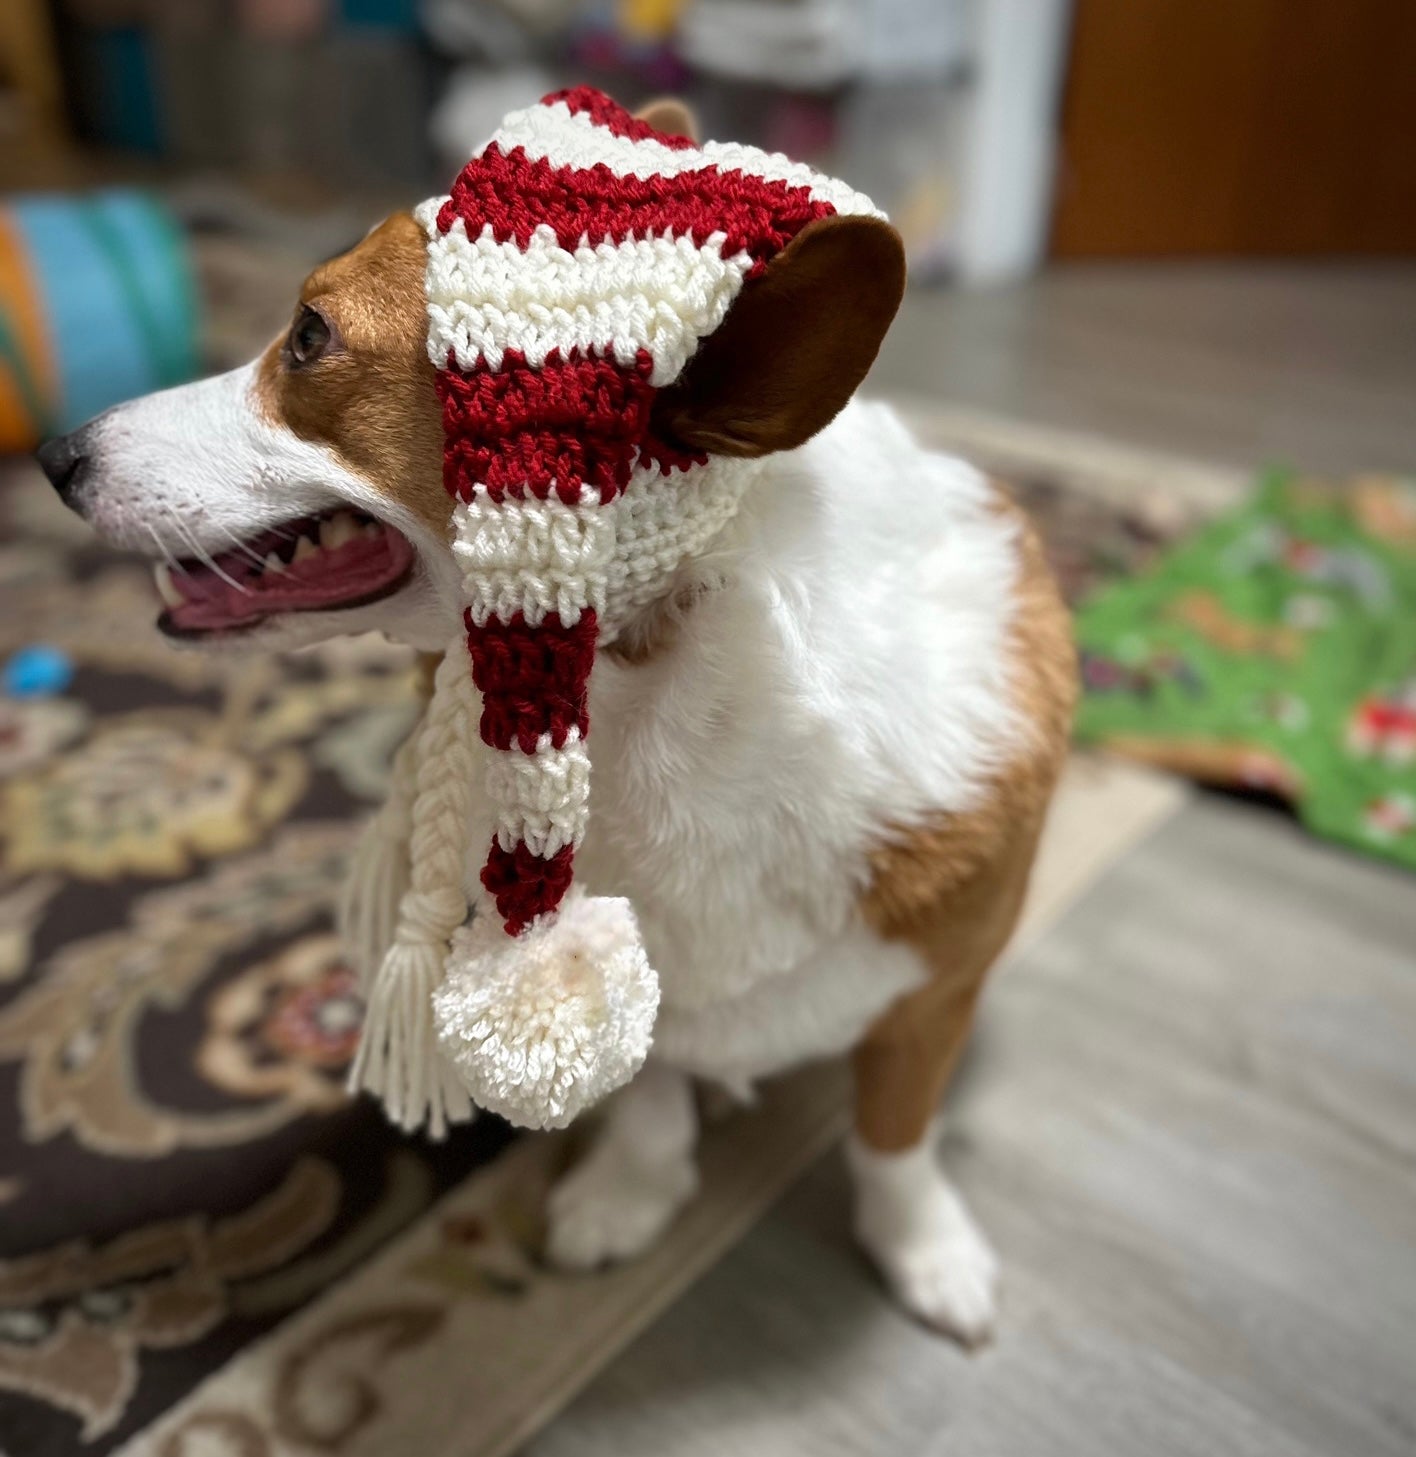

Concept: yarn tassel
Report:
left=349, top=641, right=478, bottom=1138
left=338, top=722, right=421, bottom=994
left=352, top=924, right=473, bottom=1137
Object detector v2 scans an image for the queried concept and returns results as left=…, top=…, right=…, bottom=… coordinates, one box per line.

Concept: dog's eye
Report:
left=289, top=307, right=331, bottom=365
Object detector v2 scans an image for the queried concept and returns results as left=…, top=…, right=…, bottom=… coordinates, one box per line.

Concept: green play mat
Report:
left=1075, top=470, right=1416, bottom=871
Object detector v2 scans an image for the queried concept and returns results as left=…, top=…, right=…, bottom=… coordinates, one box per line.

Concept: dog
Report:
left=36, top=93, right=1074, bottom=1345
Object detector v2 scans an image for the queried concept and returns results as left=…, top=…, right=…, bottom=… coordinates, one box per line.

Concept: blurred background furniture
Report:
left=0, top=0, right=80, bottom=188
left=1053, top=0, right=1416, bottom=257
left=5, top=0, right=1076, bottom=281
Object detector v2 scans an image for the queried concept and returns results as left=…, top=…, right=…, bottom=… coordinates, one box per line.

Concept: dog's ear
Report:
left=633, top=96, right=700, bottom=143
left=653, top=215, right=906, bottom=458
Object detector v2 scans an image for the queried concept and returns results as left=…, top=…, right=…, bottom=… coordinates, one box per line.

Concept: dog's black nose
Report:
left=35, top=432, right=89, bottom=506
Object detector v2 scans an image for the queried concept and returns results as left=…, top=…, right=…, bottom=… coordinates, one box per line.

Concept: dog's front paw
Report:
left=847, top=1135, right=999, bottom=1347
left=868, top=1215, right=999, bottom=1347
left=545, top=1141, right=698, bottom=1272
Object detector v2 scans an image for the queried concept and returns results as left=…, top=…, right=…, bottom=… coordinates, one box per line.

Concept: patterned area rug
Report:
left=0, top=403, right=1234, bottom=1457
left=0, top=471, right=514, bottom=1455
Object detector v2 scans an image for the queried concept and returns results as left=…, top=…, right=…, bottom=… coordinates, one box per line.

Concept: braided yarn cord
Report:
left=348, top=640, right=478, bottom=1137
left=337, top=711, right=422, bottom=994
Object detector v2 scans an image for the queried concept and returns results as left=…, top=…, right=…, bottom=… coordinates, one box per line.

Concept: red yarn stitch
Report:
left=483, top=839, right=576, bottom=935
left=437, top=148, right=834, bottom=268
left=549, top=85, right=699, bottom=150
left=439, top=349, right=706, bottom=507
left=465, top=608, right=598, bottom=753
left=439, top=350, right=654, bottom=507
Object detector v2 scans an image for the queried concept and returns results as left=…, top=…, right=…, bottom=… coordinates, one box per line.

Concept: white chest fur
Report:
left=564, top=401, right=1027, bottom=1087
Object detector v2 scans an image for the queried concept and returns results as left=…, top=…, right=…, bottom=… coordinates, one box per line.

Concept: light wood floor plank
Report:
left=529, top=797, right=1416, bottom=1457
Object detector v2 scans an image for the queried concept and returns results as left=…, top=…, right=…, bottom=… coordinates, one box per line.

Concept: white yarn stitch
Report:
left=457, top=457, right=763, bottom=641
left=453, top=485, right=613, bottom=626
left=348, top=639, right=478, bottom=1138
left=453, top=459, right=760, bottom=636
left=425, top=221, right=753, bottom=385
left=603, top=455, right=758, bottom=619
left=485, top=729, right=591, bottom=858
left=486, top=99, right=884, bottom=221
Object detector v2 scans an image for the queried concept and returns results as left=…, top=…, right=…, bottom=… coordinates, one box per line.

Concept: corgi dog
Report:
left=36, top=92, right=1074, bottom=1345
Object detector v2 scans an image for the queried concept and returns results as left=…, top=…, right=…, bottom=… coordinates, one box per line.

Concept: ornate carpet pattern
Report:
left=0, top=466, right=518, bottom=1455
left=0, top=409, right=1235, bottom=1457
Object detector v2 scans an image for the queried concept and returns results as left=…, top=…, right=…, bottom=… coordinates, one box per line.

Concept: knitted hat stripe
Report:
left=549, top=85, right=702, bottom=148
left=483, top=728, right=590, bottom=858
left=426, top=223, right=755, bottom=385
left=465, top=607, right=595, bottom=754
left=423, top=86, right=880, bottom=941
left=482, top=839, right=575, bottom=936
left=434, top=349, right=702, bottom=509
left=435, top=150, right=837, bottom=267
left=451, top=484, right=616, bottom=627
left=488, top=90, right=880, bottom=219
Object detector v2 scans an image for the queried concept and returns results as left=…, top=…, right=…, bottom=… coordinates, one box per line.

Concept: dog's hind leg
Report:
left=545, top=1060, right=699, bottom=1271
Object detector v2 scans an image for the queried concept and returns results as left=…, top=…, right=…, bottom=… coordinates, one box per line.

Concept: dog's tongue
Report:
left=156, top=513, right=415, bottom=633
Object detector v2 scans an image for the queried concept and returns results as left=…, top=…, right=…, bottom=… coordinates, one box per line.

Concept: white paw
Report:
left=545, top=1144, right=698, bottom=1272
left=847, top=1135, right=1000, bottom=1347
left=872, top=1216, right=999, bottom=1347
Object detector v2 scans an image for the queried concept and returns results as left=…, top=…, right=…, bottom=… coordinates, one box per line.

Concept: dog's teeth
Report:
left=361, top=521, right=382, bottom=539
left=293, top=536, right=318, bottom=562
left=153, top=563, right=184, bottom=608
left=263, top=552, right=286, bottom=575
left=320, top=512, right=359, bottom=550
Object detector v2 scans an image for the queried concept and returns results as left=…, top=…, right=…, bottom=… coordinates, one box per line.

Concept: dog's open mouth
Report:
left=153, top=508, right=416, bottom=637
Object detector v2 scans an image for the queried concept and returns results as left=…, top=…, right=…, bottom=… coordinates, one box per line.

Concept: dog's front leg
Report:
left=545, top=1060, right=699, bottom=1271
left=846, top=957, right=1001, bottom=1347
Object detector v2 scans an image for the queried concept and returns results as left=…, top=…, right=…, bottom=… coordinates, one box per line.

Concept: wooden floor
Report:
left=527, top=263, right=1416, bottom=1457
left=530, top=797, right=1416, bottom=1457
left=873, top=262, right=1416, bottom=476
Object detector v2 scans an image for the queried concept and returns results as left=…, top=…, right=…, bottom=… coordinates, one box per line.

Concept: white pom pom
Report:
left=432, top=890, right=659, bottom=1130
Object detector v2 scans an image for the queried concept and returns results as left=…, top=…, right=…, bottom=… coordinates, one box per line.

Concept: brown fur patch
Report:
left=852, top=484, right=1076, bottom=1151
left=251, top=212, right=448, bottom=535
left=861, top=488, right=1075, bottom=933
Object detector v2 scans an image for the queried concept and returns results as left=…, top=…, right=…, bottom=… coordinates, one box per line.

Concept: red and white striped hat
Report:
left=349, top=87, right=891, bottom=1136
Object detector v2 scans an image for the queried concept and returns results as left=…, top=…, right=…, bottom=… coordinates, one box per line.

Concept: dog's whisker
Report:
left=142, top=521, right=180, bottom=571
left=212, top=522, right=268, bottom=570
left=163, top=505, right=250, bottom=594
left=160, top=504, right=203, bottom=564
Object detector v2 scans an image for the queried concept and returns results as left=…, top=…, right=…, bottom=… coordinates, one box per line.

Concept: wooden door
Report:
left=1051, top=0, right=1416, bottom=257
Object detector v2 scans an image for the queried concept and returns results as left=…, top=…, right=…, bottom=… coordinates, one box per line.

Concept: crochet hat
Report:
left=346, top=86, right=903, bottom=1136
